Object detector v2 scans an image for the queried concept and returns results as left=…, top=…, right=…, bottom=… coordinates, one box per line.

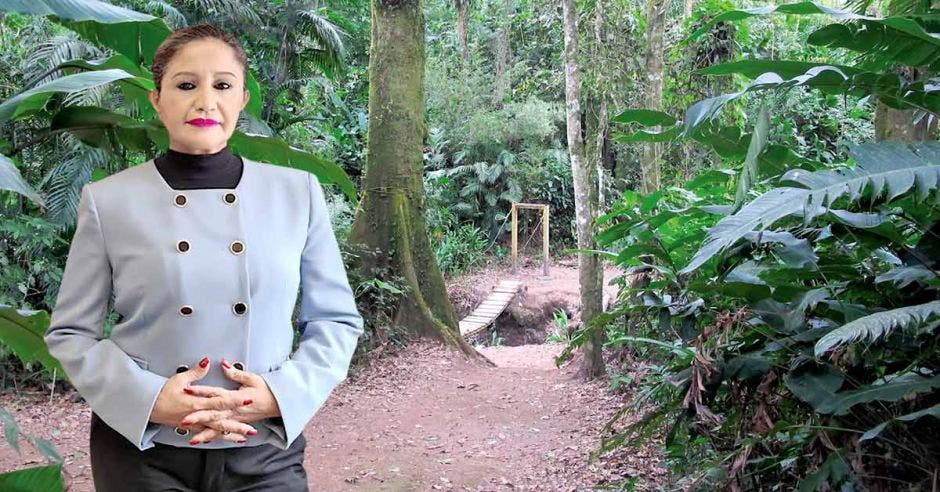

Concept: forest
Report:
left=0, top=0, right=937, bottom=490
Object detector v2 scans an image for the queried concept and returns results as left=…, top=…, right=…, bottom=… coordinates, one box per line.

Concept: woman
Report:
left=43, top=23, right=364, bottom=491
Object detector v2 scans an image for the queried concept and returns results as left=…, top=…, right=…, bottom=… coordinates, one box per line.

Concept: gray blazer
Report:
left=44, top=157, right=364, bottom=451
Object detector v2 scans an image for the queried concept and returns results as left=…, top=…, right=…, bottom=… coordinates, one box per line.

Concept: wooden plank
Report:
left=471, top=311, right=503, bottom=318
left=473, top=307, right=505, bottom=314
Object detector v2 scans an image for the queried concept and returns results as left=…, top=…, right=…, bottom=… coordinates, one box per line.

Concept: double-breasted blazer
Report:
left=43, top=156, right=365, bottom=452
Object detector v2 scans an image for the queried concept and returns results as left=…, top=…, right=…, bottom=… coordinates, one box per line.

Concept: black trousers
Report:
left=90, top=412, right=309, bottom=492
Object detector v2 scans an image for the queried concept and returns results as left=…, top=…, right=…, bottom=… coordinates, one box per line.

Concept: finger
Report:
left=182, top=385, right=228, bottom=398
left=194, top=393, right=244, bottom=412
left=182, top=409, right=231, bottom=427
left=221, top=360, right=260, bottom=386
left=206, top=418, right=258, bottom=438
left=184, top=356, right=211, bottom=384
left=221, top=431, right=248, bottom=444
left=189, top=427, right=218, bottom=445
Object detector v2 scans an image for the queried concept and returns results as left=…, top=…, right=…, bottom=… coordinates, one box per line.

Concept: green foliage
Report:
left=343, top=243, right=411, bottom=352
left=0, top=406, right=63, bottom=491
left=431, top=222, right=489, bottom=277
left=546, top=307, right=570, bottom=343
left=584, top=2, right=940, bottom=487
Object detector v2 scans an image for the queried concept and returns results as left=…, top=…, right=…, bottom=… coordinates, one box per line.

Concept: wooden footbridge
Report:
left=458, top=280, right=523, bottom=336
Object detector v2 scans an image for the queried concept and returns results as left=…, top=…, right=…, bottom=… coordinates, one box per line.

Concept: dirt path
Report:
left=0, top=262, right=668, bottom=490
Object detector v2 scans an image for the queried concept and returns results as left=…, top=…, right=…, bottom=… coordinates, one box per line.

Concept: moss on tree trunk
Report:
left=348, top=0, right=489, bottom=360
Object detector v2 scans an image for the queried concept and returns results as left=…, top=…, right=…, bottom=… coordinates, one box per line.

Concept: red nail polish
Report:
left=243, top=399, right=253, bottom=406
left=183, top=388, right=195, bottom=395
left=221, top=359, right=232, bottom=369
left=181, top=420, right=191, bottom=427
left=247, top=429, right=257, bottom=436
left=190, top=440, right=199, bottom=446
left=199, top=357, right=209, bottom=368
left=237, top=439, right=247, bottom=443
left=203, top=440, right=210, bottom=444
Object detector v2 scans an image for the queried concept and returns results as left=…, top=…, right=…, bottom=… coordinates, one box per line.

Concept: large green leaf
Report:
left=808, top=18, right=940, bottom=70
left=0, top=69, right=149, bottom=122
left=687, top=1, right=940, bottom=51
left=0, top=465, right=63, bottom=492
left=860, top=403, right=940, bottom=441
left=699, top=60, right=862, bottom=80
left=816, top=372, right=940, bottom=415
left=228, top=133, right=358, bottom=203
left=0, top=155, right=45, bottom=208
left=0, top=306, right=64, bottom=378
left=0, top=0, right=264, bottom=119
left=681, top=142, right=940, bottom=273
left=814, top=300, right=940, bottom=356
left=786, top=364, right=844, bottom=410
left=611, top=109, right=677, bottom=127
left=1, top=0, right=165, bottom=66
left=733, top=104, right=769, bottom=210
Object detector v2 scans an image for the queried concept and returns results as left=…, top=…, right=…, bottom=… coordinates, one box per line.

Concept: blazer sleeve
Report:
left=258, top=172, right=365, bottom=450
left=43, top=184, right=169, bottom=451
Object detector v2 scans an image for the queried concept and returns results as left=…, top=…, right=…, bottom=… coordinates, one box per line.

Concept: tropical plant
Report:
left=558, top=1, right=940, bottom=488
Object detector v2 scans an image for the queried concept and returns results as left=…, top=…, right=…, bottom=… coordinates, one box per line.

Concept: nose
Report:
left=193, top=84, right=218, bottom=115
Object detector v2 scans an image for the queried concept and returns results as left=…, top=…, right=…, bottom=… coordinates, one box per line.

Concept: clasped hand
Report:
left=150, top=357, right=281, bottom=445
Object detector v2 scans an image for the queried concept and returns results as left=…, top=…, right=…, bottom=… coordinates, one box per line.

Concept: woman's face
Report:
left=148, top=38, right=250, bottom=154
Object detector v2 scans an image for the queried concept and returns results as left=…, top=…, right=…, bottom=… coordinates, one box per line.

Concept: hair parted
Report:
left=151, top=23, right=248, bottom=93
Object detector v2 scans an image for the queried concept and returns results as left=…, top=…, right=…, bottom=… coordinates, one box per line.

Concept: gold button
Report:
left=230, top=240, right=244, bottom=254
left=232, top=302, right=247, bottom=316
left=179, top=305, right=194, bottom=316
left=232, top=361, right=245, bottom=371
left=174, top=427, right=190, bottom=436
left=223, top=192, right=237, bottom=204
left=175, top=364, right=189, bottom=374
left=174, top=194, right=187, bottom=207
left=176, top=240, right=190, bottom=253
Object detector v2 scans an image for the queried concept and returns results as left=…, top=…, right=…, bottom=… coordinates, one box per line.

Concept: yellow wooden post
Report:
left=542, top=205, right=550, bottom=277
left=511, top=203, right=518, bottom=273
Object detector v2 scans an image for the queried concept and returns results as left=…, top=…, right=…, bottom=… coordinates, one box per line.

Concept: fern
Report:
left=681, top=142, right=940, bottom=273
left=814, top=300, right=940, bottom=357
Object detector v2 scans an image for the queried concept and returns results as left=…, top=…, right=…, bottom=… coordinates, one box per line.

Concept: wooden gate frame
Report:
left=510, top=202, right=550, bottom=277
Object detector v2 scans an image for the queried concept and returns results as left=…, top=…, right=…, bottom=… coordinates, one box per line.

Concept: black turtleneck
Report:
left=154, top=145, right=244, bottom=190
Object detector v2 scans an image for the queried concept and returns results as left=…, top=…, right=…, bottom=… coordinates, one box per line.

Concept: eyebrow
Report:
left=171, top=71, right=238, bottom=78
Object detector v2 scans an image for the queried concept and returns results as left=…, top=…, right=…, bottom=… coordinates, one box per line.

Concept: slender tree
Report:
left=640, top=0, right=665, bottom=193
left=562, top=0, right=606, bottom=379
left=349, top=0, right=487, bottom=360
left=494, top=0, right=512, bottom=108
left=454, top=0, right=471, bottom=71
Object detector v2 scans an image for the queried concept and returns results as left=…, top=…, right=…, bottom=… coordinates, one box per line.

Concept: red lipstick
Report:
left=187, top=118, right=219, bottom=127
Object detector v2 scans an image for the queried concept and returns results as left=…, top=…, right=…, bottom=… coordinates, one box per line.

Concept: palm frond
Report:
left=145, top=1, right=187, bottom=28
left=815, top=300, right=940, bottom=356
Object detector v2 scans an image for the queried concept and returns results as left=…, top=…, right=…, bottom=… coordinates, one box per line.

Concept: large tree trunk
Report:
left=562, top=0, right=606, bottom=380
left=455, top=0, right=470, bottom=72
left=640, top=0, right=665, bottom=194
left=349, top=0, right=486, bottom=360
left=494, top=0, right=511, bottom=108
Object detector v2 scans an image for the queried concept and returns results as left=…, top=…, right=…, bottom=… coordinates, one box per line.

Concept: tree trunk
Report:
left=874, top=103, right=938, bottom=141
left=494, top=0, right=511, bottom=108
left=562, top=0, right=606, bottom=380
left=593, top=0, right=609, bottom=212
left=456, top=0, right=470, bottom=72
left=640, top=0, right=665, bottom=194
left=349, top=0, right=488, bottom=361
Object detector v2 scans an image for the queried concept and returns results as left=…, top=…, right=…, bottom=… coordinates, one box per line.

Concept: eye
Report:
left=177, top=82, right=195, bottom=90
left=216, top=82, right=232, bottom=90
